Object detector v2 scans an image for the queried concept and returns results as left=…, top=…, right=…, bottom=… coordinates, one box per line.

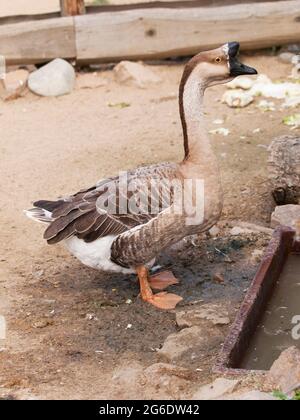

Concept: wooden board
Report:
left=0, top=0, right=299, bottom=65
left=75, top=0, right=300, bottom=63
left=60, top=0, right=85, bottom=16
left=0, top=17, right=76, bottom=65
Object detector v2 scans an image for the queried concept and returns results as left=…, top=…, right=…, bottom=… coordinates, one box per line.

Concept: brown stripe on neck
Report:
left=179, top=54, right=207, bottom=160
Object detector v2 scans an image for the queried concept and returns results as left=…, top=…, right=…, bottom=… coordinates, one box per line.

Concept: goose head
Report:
left=182, top=42, right=257, bottom=88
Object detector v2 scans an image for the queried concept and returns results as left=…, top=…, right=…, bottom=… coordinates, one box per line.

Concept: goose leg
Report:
left=148, top=270, right=180, bottom=291
left=136, top=266, right=183, bottom=310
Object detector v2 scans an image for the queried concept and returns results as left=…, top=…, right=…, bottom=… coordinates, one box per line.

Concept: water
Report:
left=241, top=254, right=300, bottom=370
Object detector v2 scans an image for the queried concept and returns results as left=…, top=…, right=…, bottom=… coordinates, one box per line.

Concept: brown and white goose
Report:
left=25, top=42, right=257, bottom=310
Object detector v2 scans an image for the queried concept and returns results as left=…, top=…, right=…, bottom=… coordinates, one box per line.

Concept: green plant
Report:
left=294, top=390, right=300, bottom=401
left=273, top=389, right=300, bottom=401
left=273, top=391, right=289, bottom=400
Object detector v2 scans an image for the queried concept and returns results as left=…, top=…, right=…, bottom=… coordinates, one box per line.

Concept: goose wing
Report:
left=37, top=162, right=180, bottom=245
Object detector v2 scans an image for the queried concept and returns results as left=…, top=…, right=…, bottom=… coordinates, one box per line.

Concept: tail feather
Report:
left=24, top=207, right=53, bottom=224
left=33, top=200, right=64, bottom=213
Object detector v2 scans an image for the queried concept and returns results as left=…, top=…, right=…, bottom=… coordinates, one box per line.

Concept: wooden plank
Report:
left=0, top=0, right=292, bottom=24
left=60, top=0, right=85, bottom=16
left=85, top=0, right=293, bottom=14
left=75, top=0, right=300, bottom=63
left=0, top=17, right=76, bottom=65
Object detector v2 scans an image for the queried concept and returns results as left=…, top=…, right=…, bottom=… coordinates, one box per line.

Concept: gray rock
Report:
left=158, top=325, right=222, bottom=361
left=278, top=52, right=295, bottom=64
left=114, top=61, right=161, bottom=88
left=271, top=205, right=300, bottom=228
left=266, top=347, right=300, bottom=393
left=28, top=59, right=75, bottom=97
left=286, top=44, right=300, bottom=53
left=192, top=378, right=239, bottom=400
left=176, top=304, right=230, bottom=328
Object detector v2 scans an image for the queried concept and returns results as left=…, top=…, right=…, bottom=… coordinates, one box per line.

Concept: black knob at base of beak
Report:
left=228, top=42, right=240, bottom=58
left=227, top=41, right=257, bottom=76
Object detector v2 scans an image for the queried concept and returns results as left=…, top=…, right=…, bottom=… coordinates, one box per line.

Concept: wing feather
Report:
left=37, top=162, right=180, bottom=245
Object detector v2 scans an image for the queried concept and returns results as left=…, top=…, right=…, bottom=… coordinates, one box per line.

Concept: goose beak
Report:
left=228, top=41, right=257, bottom=76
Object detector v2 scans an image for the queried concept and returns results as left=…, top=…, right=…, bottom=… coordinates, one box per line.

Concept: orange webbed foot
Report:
left=149, top=270, right=180, bottom=291
left=148, top=292, right=183, bottom=310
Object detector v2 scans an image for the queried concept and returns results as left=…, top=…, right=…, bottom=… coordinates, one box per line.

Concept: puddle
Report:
left=241, top=254, right=300, bottom=370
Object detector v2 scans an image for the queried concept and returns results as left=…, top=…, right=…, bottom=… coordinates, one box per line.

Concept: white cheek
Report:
left=222, top=44, right=230, bottom=69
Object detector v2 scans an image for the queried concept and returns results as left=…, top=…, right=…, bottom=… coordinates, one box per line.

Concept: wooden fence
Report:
left=0, top=0, right=299, bottom=65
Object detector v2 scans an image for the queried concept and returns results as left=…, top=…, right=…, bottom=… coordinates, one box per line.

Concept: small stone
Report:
left=230, top=226, right=253, bottom=236
left=32, top=319, right=53, bottom=329
left=257, top=100, right=276, bottom=112
left=278, top=52, right=295, bottom=64
left=158, top=325, right=222, bottom=361
left=209, top=226, right=220, bottom=237
left=253, top=128, right=261, bottom=134
left=114, top=61, right=161, bottom=88
left=291, top=63, right=300, bottom=80
left=28, top=59, right=75, bottom=97
left=85, top=313, right=98, bottom=321
left=192, top=378, right=239, bottom=400
left=76, top=73, right=107, bottom=90
left=271, top=205, right=300, bottom=228
left=227, top=76, right=255, bottom=90
left=209, top=127, right=230, bottom=136
left=176, top=304, right=230, bottom=328
left=222, top=90, right=254, bottom=108
left=286, top=44, right=300, bottom=53
left=266, top=347, right=300, bottom=393
left=0, top=69, right=29, bottom=101
left=251, top=249, right=264, bottom=263
left=212, top=273, right=225, bottom=284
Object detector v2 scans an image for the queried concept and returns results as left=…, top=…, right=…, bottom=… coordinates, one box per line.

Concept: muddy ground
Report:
left=0, top=53, right=296, bottom=399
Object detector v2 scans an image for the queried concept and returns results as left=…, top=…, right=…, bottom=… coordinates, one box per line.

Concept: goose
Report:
left=25, top=42, right=257, bottom=310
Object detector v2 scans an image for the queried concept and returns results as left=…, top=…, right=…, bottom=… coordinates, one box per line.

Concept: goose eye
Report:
left=215, top=57, right=222, bottom=63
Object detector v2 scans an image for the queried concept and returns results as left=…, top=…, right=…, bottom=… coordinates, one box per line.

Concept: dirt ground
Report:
left=0, top=52, right=296, bottom=399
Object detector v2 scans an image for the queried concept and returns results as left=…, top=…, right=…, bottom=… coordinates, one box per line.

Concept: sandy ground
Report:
left=0, top=52, right=296, bottom=399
